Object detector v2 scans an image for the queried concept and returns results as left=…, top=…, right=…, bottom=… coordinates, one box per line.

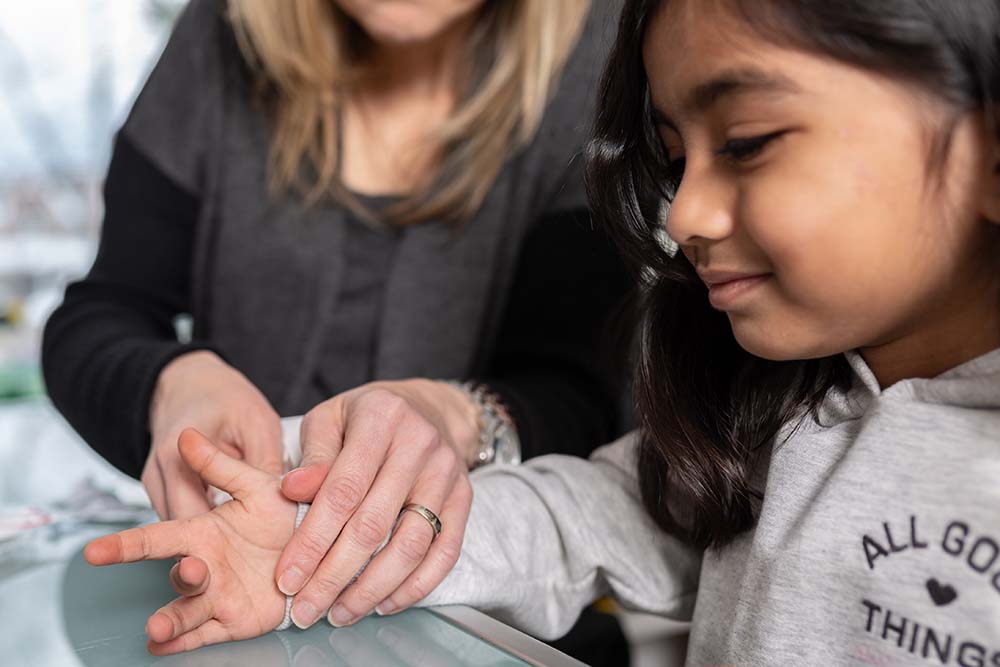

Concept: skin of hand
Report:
left=84, top=428, right=296, bottom=656
left=276, top=379, right=476, bottom=629
left=146, top=351, right=285, bottom=595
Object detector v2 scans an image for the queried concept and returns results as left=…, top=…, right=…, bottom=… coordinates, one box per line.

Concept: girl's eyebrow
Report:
left=651, top=66, right=801, bottom=130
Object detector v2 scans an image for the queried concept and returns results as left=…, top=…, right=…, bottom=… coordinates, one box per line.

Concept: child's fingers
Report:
left=177, top=428, right=268, bottom=500
left=169, top=555, right=210, bottom=596
left=160, top=451, right=215, bottom=520
left=84, top=521, right=186, bottom=565
left=146, top=595, right=214, bottom=644
left=147, top=619, right=231, bottom=656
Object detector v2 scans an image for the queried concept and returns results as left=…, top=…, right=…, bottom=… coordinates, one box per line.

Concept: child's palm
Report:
left=85, top=430, right=297, bottom=655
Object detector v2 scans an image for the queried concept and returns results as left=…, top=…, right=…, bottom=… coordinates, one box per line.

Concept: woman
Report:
left=43, top=0, right=629, bottom=656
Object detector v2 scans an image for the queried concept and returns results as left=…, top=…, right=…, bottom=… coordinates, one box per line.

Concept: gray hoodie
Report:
left=421, top=349, right=1000, bottom=666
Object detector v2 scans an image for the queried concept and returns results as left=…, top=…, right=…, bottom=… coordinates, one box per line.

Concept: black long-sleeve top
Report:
left=41, top=0, right=631, bottom=479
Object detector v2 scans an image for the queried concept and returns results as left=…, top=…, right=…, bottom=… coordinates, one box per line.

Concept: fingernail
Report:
left=327, top=604, right=354, bottom=627
left=278, top=567, right=305, bottom=595
left=375, top=599, right=396, bottom=616
left=291, top=600, right=321, bottom=629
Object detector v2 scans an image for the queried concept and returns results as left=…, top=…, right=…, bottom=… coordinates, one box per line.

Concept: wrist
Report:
left=431, top=380, right=482, bottom=466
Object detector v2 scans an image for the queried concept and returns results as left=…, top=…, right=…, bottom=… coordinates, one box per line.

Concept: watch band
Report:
left=447, top=381, right=521, bottom=469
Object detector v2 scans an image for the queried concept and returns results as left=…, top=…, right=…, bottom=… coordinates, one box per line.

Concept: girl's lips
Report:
left=706, top=274, right=772, bottom=310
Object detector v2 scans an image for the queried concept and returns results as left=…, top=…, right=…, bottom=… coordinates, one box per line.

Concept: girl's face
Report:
left=645, top=1, right=1000, bottom=373
left=333, top=0, right=484, bottom=46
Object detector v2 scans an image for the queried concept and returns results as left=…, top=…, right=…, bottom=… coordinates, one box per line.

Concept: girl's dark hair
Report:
left=586, top=0, right=1000, bottom=550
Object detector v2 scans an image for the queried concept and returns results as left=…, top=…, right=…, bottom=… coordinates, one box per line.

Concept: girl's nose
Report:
left=665, top=167, right=735, bottom=249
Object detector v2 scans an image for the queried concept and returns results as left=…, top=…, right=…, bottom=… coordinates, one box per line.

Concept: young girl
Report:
left=85, top=0, right=1000, bottom=662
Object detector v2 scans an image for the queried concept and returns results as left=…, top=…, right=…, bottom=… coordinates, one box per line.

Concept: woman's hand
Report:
left=145, top=350, right=284, bottom=521
left=85, top=429, right=297, bottom=656
left=145, top=351, right=284, bottom=596
left=275, top=379, right=477, bottom=629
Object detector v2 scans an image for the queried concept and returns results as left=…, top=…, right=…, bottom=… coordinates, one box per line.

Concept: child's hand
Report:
left=84, top=428, right=297, bottom=655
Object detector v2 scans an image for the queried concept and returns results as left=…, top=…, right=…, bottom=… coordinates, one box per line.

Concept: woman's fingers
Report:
left=281, top=461, right=333, bottom=503
left=146, top=594, right=214, bottom=644
left=169, top=555, right=210, bottom=596
left=84, top=519, right=188, bottom=565
left=147, top=619, right=232, bottom=656
left=142, top=430, right=213, bottom=521
left=177, top=428, right=268, bottom=500
left=238, top=411, right=285, bottom=477
left=161, top=443, right=214, bottom=520
left=286, top=443, right=426, bottom=627
left=324, top=448, right=460, bottom=626
left=275, top=394, right=402, bottom=597
left=140, top=458, right=168, bottom=520
left=376, top=475, right=472, bottom=615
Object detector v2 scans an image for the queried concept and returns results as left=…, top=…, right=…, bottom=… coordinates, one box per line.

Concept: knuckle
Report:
left=412, top=422, right=441, bottom=451
left=435, top=444, right=459, bottom=470
left=154, top=446, right=174, bottom=465
left=404, top=574, right=433, bottom=602
left=294, top=529, right=330, bottom=562
left=455, top=477, right=474, bottom=505
left=137, top=528, right=153, bottom=560
left=321, top=477, right=366, bottom=517
left=183, top=625, right=204, bottom=651
left=309, top=569, right=347, bottom=601
left=364, top=389, right=408, bottom=419
left=302, top=403, right=332, bottom=427
left=435, top=537, right=462, bottom=569
left=346, top=582, right=382, bottom=610
left=164, top=606, right=186, bottom=634
left=419, top=434, right=451, bottom=452
left=394, top=528, right=432, bottom=564
left=350, top=510, right=390, bottom=551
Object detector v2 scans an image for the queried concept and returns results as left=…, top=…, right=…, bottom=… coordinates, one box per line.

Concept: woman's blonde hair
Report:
left=227, top=0, right=590, bottom=225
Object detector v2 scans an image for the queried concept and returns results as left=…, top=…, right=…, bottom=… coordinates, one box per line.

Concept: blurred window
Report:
left=0, top=0, right=185, bottom=399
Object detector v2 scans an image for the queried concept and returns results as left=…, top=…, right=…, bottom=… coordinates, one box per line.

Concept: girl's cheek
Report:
left=739, top=176, right=831, bottom=274
left=739, top=167, right=874, bottom=314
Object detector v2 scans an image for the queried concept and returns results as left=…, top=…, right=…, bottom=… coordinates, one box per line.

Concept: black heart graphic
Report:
left=926, top=578, right=958, bottom=606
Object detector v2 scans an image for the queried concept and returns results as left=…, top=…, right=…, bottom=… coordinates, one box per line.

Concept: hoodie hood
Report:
left=813, top=347, right=1000, bottom=428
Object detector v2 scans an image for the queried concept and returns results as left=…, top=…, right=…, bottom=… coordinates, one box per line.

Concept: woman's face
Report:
left=644, top=0, right=999, bottom=365
left=333, top=0, right=485, bottom=46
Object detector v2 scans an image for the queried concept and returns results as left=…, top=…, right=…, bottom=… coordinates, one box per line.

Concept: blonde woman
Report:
left=43, top=0, right=628, bottom=658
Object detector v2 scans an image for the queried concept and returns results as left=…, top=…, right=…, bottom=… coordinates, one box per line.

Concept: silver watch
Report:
left=448, top=381, right=521, bottom=469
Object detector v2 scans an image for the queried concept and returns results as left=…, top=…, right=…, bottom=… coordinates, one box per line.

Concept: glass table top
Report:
left=2, top=522, right=583, bottom=666
left=0, top=401, right=587, bottom=667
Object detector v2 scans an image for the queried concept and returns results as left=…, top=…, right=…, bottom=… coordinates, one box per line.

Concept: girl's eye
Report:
left=716, top=130, right=787, bottom=164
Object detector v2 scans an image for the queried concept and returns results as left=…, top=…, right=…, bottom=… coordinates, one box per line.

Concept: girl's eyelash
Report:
left=658, top=129, right=787, bottom=185
left=716, top=130, right=787, bottom=162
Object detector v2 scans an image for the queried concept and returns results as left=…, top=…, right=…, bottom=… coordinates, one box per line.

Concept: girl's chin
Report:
left=730, top=319, right=841, bottom=362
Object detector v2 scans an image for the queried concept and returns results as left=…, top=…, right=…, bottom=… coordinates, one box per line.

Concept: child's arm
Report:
left=84, top=429, right=296, bottom=656
left=417, top=434, right=703, bottom=640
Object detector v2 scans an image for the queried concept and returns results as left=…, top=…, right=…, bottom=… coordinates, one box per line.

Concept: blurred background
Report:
left=0, top=0, right=186, bottom=553
left=1, top=0, right=185, bottom=397
left=0, top=4, right=187, bottom=663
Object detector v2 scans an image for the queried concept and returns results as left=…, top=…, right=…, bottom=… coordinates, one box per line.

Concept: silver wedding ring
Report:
left=400, top=503, right=442, bottom=538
